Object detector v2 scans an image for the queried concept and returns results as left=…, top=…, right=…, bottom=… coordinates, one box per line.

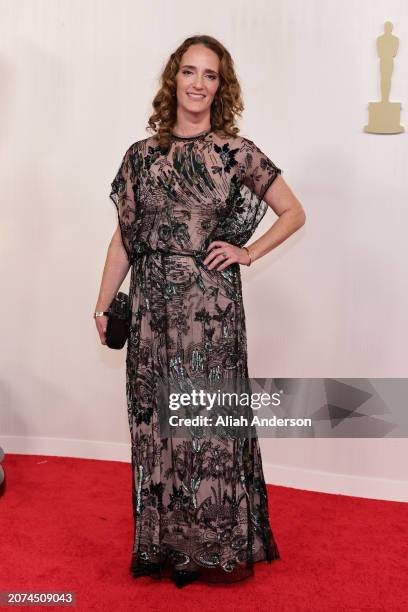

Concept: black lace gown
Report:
left=109, top=127, right=282, bottom=587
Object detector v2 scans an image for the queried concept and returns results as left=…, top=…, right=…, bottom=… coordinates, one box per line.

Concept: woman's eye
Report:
left=181, top=70, right=217, bottom=80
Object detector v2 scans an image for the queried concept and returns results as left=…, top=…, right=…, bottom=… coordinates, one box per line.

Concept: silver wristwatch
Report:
left=94, top=310, right=110, bottom=318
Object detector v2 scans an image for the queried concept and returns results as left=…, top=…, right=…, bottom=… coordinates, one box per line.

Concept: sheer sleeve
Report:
left=210, top=137, right=283, bottom=248
left=240, top=137, right=282, bottom=201
left=109, top=142, right=141, bottom=262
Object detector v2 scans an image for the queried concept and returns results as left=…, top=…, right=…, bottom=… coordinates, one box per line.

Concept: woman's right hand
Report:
left=95, top=315, right=108, bottom=345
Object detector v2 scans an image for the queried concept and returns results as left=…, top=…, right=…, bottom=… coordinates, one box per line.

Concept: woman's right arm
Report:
left=94, top=223, right=131, bottom=345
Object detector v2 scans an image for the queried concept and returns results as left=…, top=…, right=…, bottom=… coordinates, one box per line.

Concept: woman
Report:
left=94, top=35, right=305, bottom=588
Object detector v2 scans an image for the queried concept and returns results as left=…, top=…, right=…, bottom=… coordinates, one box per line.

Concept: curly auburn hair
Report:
left=146, top=35, right=244, bottom=150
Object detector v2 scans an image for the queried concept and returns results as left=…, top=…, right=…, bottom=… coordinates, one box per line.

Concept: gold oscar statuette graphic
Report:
left=364, top=21, right=404, bottom=134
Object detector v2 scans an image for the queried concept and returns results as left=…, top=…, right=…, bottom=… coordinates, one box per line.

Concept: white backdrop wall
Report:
left=1, top=0, right=407, bottom=502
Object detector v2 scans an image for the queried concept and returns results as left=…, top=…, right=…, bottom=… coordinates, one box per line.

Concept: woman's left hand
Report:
left=203, top=241, right=250, bottom=271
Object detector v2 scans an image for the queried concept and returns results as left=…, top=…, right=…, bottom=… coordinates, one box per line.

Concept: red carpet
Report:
left=1, top=454, right=407, bottom=611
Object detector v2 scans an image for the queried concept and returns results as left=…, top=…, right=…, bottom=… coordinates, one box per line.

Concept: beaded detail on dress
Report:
left=171, top=127, right=213, bottom=140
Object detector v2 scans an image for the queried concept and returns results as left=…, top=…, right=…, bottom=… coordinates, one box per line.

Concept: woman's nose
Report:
left=193, top=77, right=204, bottom=88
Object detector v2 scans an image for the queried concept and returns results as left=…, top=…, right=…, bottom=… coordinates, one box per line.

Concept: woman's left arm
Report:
left=244, top=174, right=306, bottom=265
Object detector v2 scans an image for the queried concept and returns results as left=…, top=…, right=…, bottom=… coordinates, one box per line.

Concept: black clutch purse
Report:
left=105, top=291, right=130, bottom=349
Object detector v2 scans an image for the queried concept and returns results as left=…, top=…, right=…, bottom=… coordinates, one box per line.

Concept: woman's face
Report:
left=175, top=44, right=220, bottom=118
